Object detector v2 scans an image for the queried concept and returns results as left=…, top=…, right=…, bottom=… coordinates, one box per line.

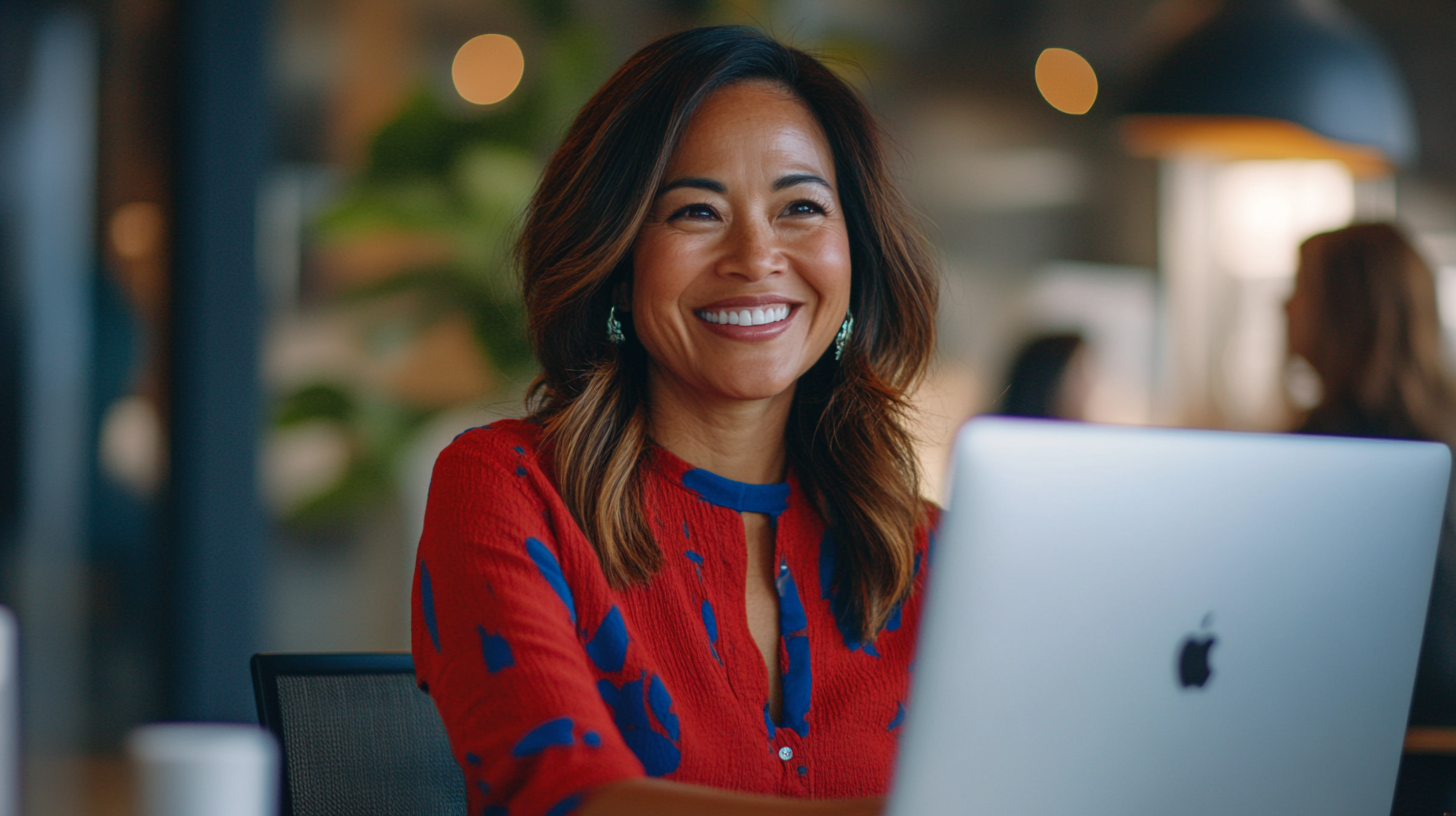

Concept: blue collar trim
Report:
left=681, top=468, right=790, bottom=517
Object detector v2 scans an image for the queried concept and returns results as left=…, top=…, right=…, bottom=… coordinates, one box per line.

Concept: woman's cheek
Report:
left=802, top=230, right=852, bottom=299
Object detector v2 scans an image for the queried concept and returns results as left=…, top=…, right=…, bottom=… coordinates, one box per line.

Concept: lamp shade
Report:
left=1124, top=0, right=1415, bottom=172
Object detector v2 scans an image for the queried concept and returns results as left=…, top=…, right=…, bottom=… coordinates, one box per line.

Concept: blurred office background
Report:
left=2, top=0, right=1456, bottom=812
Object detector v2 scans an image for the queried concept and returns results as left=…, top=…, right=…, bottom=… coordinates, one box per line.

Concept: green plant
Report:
left=272, top=6, right=610, bottom=529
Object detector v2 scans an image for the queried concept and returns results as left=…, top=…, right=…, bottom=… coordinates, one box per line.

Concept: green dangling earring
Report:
left=834, top=311, right=854, bottom=361
left=607, top=306, right=625, bottom=345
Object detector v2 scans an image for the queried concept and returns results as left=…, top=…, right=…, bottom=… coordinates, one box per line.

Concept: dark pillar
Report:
left=167, top=0, right=269, bottom=721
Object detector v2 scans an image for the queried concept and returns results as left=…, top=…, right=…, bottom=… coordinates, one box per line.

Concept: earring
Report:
left=607, top=306, right=625, bottom=345
left=834, top=311, right=854, bottom=361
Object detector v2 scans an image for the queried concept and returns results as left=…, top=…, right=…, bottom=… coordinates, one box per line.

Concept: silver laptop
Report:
left=0, top=607, right=16, bottom=816
left=890, top=418, right=1450, bottom=816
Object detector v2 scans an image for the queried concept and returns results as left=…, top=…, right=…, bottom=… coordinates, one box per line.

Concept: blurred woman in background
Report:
left=1285, top=222, right=1456, bottom=813
left=1286, top=222, right=1456, bottom=444
left=995, top=332, right=1091, bottom=420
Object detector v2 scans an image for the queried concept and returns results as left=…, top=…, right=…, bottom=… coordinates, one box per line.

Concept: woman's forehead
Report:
left=664, top=82, right=835, bottom=182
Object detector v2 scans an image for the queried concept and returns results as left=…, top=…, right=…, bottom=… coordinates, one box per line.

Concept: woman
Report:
left=996, top=332, right=1090, bottom=420
left=412, top=26, right=938, bottom=816
left=1285, top=222, right=1456, bottom=813
left=1286, top=222, right=1456, bottom=445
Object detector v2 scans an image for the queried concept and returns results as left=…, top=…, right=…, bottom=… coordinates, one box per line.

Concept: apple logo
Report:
left=1177, top=613, right=1217, bottom=690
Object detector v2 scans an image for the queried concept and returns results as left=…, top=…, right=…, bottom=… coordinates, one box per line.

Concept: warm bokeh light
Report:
left=452, top=34, right=524, bottom=106
left=1035, top=48, right=1097, bottom=115
left=1120, top=115, right=1391, bottom=177
left=109, top=201, right=165, bottom=260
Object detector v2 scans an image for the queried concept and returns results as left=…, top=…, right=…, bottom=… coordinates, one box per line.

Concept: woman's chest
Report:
left=569, top=498, right=920, bottom=797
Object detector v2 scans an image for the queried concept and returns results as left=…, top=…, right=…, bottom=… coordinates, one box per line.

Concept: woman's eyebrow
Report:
left=774, top=173, right=831, bottom=191
left=658, top=177, right=725, bottom=195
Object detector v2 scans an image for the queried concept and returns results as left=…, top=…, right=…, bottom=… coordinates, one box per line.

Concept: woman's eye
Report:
left=784, top=200, right=827, bottom=216
left=669, top=203, right=718, bottom=221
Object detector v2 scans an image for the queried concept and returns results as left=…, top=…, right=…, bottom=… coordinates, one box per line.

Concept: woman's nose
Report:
left=719, top=217, right=781, bottom=281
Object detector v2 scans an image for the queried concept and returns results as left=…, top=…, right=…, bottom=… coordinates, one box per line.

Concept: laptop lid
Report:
left=0, top=607, right=16, bottom=816
left=890, top=418, right=1450, bottom=816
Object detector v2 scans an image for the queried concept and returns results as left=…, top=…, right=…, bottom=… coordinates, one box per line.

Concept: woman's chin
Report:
left=706, top=383, right=796, bottom=404
left=697, top=369, right=802, bottom=404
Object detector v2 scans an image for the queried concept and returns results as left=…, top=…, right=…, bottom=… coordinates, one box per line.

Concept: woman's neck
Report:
left=645, top=366, right=792, bottom=485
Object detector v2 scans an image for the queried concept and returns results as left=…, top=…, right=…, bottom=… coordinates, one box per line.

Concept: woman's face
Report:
left=630, top=81, right=852, bottom=407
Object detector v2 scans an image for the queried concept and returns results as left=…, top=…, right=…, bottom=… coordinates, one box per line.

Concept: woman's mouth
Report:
left=695, top=304, right=791, bottom=326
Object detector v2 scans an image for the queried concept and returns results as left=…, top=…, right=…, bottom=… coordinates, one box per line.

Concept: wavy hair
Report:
left=517, top=26, right=938, bottom=639
left=1296, top=222, right=1456, bottom=445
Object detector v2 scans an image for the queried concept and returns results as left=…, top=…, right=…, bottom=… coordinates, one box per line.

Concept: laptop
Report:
left=889, top=418, right=1450, bottom=816
left=0, top=607, right=15, bottom=816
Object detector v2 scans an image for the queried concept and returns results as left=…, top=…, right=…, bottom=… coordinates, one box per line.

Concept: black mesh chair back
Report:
left=251, top=653, right=466, bottom=816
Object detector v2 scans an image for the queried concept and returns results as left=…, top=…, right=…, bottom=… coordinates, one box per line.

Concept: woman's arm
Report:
left=413, top=427, right=644, bottom=815
left=582, top=778, right=882, bottom=816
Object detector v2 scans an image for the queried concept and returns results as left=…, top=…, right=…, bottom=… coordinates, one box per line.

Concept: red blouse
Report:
left=411, top=419, right=931, bottom=816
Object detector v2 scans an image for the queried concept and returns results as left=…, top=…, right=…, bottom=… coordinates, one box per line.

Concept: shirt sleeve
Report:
left=412, top=426, right=645, bottom=816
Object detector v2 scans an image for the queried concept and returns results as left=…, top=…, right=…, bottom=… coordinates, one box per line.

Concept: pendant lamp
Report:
left=1122, top=0, right=1415, bottom=176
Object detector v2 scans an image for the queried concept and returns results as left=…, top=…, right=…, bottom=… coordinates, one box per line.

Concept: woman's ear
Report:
left=613, top=280, right=632, bottom=313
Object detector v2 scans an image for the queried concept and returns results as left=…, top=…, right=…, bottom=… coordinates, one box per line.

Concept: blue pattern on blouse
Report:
left=681, top=468, right=790, bottom=517
left=888, top=701, right=906, bottom=731
left=420, top=561, right=440, bottom=652
left=477, top=627, right=515, bottom=672
left=597, top=672, right=682, bottom=777
left=775, top=560, right=812, bottom=737
left=526, top=537, right=577, bottom=626
left=586, top=606, right=629, bottom=673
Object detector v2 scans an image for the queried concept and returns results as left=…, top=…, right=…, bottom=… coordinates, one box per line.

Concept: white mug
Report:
left=127, top=723, right=279, bottom=816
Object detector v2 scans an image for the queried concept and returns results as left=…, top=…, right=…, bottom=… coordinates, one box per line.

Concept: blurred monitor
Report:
left=891, top=418, right=1449, bottom=816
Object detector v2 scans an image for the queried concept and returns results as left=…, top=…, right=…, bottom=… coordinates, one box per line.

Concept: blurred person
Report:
left=1286, top=222, right=1456, bottom=445
left=1285, top=222, right=1456, bottom=811
left=996, top=332, right=1091, bottom=420
left=412, top=27, right=937, bottom=816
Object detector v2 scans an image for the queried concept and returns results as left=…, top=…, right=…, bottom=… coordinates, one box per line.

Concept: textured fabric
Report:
left=275, top=673, right=466, bottom=816
left=411, top=419, right=932, bottom=816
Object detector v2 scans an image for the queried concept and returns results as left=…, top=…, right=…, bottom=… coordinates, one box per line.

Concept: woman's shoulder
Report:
left=437, top=417, right=543, bottom=463
left=916, top=498, right=941, bottom=571
left=919, top=498, right=941, bottom=540
left=428, top=417, right=552, bottom=491
left=420, top=418, right=571, bottom=559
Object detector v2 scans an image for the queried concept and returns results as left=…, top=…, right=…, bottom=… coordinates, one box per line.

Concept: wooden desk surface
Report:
left=1404, top=727, right=1456, bottom=755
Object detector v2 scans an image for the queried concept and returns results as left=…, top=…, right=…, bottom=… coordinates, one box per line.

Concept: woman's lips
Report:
left=693, top=302, right=797, bottom=340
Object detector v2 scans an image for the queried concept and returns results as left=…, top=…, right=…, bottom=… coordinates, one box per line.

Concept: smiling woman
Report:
left=631, top=81, right=852, bottom=425
left=412, top=26, right=939, bottom=816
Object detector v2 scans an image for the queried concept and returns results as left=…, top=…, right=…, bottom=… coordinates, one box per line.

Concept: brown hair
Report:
left=516, top=26, right=937, bottom=639
left=1296, top=222, right=1456, bottom=444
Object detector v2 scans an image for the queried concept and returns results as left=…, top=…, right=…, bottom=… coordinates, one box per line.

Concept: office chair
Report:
left=251, top=653, right=465, bottom=816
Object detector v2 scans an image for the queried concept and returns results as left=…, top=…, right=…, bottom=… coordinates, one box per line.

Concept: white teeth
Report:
left=696, top=305, right=792, bottom=326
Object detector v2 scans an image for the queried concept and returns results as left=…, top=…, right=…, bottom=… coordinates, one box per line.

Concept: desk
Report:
left=1404, top=727, right=1456, bottom=755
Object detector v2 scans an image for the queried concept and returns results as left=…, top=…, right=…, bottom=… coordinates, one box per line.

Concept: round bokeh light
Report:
left=1035, top=48, right=1098, bottom=115
left=452, top=34, right=525, bottom=106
